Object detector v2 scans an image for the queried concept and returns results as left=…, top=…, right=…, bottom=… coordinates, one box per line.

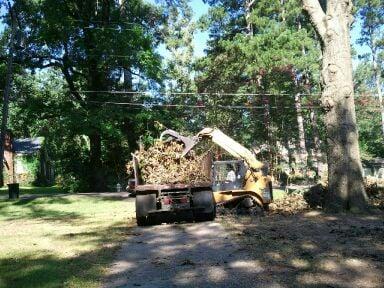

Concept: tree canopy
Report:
left=0, top=0, right=382, bottom=195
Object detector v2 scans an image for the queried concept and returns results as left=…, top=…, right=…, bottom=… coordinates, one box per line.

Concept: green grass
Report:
left=0, top=185, right=64, bottom=197
left=273, top=188, right=286, bottom=200
left=0, top=195, right=135, bottom=288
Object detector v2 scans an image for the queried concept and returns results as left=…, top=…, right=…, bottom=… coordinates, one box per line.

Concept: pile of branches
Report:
left=270, top=179, right=384, bottom=214
left=365, top=177, right=384, bottom=209
left=127, top=140, right=210, bottom=185
left=268, top=193, right=310, bottom=215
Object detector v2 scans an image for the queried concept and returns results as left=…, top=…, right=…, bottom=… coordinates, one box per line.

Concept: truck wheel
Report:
left=193, top=190, right=216, bottom=222
left=136, top=193, right=156, bottom=226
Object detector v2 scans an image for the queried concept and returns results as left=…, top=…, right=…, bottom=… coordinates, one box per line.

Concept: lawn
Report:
left=0, top=195, right=135, bottom=288
left=272, top=188, right=286, bottom=200
left=0, top=185, right=64, bottom=197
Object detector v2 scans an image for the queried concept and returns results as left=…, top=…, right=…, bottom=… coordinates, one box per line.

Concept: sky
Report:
left=0, top=0, right=370, bottom=63
left=156, top=0, right=210, bottom=59
left=186, top=1, right=370, bottom=61
left=0, top=4, right=5, bottom=33
left=188, top=0, right=210, bottom=57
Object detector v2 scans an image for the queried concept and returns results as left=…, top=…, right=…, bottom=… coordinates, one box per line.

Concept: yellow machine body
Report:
left=160, top=127, right=273, bottom=207
left=213, top=170, right=273, bottom=207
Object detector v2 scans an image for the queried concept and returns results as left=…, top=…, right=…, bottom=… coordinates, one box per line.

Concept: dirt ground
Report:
left=220, top=210, right=384, bottom=288
left=105, top=204, right=384, bottom=288
left=105, top=222, right=267, bottom=288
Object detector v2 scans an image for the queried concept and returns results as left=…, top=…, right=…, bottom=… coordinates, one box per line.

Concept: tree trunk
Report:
left=245, top=0, right=255, bottom=36
left=372, top=48, right=384, bottom=136
left=309, top=107, right=321, bottom=174
left=89, top=133, right=105, bottom=192
left=303, top=0, right=368, bottom=212
left=0, top=5, right=16, bottom=187
left=294, top=92, right=308, bottom=165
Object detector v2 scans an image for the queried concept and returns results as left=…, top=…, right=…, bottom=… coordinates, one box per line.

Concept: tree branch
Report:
left=302, top=0, right=326, bottom=41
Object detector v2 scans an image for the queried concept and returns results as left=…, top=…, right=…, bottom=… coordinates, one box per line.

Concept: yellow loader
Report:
left=160, top=127, right=273, bottom=209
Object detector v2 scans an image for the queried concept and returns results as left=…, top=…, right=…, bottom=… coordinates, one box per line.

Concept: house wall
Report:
left=4, top=150, right=14, bottom=185
left=14, top=154, right=40, bottom=185
left=362, top=163, right=384, bottom=179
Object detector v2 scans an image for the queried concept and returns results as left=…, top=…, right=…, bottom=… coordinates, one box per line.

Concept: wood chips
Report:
left=127, top=140, right=210, bottom=185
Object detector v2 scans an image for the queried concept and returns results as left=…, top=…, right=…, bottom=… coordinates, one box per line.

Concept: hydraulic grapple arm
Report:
left=196, top=128, right=264, bottom=170
left=160, top=129, right=199, bottom=157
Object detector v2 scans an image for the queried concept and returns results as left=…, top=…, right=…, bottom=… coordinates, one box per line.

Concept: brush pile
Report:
left=365, top=176, right=384, bottom=209
left=127, top=140, right=210, bottom=185
left=268, top=193, right=310, bottom=215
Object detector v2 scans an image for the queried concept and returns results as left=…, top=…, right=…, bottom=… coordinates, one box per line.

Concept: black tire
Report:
left=136, top=193, right=156, bottom=226
left=192, top=190, right=216, bottom=222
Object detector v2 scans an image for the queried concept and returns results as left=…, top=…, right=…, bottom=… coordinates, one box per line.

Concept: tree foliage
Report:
left=0, top=0, right=382, bottom=194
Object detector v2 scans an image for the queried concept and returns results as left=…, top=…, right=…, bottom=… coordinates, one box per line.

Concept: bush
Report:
left=56, top=174, right=89, bottom=193
left=304, top=183, right=328, bottom=208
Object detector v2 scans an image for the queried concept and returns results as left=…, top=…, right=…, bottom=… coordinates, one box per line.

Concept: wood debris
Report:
left=365, top=177, right=384, bottom=209
left=127, top=140, right=210, bottom=185
left=268, top=193, right=310, bottom=215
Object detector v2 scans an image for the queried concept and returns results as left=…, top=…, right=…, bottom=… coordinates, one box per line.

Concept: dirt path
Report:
left=104, top=209, right=384, bottom=288
left=222, top=211, right=384, bottom=288
left=104, top=221, right=272, bottom=288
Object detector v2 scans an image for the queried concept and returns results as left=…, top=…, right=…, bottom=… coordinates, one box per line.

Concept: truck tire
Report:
left=136, top=193, right=156, bottom=226
left=193, top=190, right=216, bottom=222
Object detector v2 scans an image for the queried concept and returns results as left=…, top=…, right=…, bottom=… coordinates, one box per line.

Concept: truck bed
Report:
left=135, top=182, right=212, bottom=192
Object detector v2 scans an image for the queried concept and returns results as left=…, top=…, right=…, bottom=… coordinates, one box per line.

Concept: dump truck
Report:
left=132, top=151, right=216, bottom=226
left=132, top=127, right=273, bottom=226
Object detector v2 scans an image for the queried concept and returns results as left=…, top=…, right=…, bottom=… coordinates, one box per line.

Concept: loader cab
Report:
left=212, top=160, right=246, bottom=192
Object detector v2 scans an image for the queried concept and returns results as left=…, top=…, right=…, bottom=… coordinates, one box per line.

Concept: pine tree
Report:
left=303, top=0, right=368, bottom=212
left=356, top=0, right=384, bottom=136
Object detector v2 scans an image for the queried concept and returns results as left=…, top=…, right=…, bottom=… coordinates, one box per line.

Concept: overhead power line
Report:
left=86, top=100, right=325, bottom=110
left=70, top=19, right=143, bottom=26
left=0, top=89, right=381, bottom=100
left=71, top=90, right=383, bottom=99
left=71, top=90, right=322, bottom=97
left=83, top=26, right=140, bottom=32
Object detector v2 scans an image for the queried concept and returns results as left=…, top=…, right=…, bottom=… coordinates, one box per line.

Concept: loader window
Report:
left=212, top=160, right=245, bottom=191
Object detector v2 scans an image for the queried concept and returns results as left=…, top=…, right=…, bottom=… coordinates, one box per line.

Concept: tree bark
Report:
left=371, top=46, right=384, bottom=136
left=89, top=133, right=105, bottom=192
left=309, top=107, right=321, bottom=174
left=303, top=0, right=368, bottom=211
left=0, top=3, right=16, bottom=187
left=294, top=92, right=308, bottom=165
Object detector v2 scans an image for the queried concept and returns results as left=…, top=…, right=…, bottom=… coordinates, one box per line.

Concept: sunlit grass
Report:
left=0, top=185, right=64, bottom=197
left=273, top=188, right=286, bottom=200
left=0, top=195, right=135, bottom=288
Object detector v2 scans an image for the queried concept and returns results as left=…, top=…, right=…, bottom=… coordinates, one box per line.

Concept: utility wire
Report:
left=83, top=26, right=140, bottom=32
left=86, top=100, right=330, bottom=110
left=70, top=19, right=144, bottom=26
left=1, top=89, right=381, bottom=99
left=71, top=90, right=383, bottom=99
left=73, top=90, right=321, bottom=96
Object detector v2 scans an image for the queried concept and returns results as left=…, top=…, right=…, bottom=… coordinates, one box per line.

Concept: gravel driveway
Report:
left=104, top=221, right=274, bottom=288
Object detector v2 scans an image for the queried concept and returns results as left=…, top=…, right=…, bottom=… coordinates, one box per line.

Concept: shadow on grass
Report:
left=0, top=223, right=129, bottom=288
left=13, top=196, right=73, bottom=206
left=0, top=194, right=132, bottom=223
left=0, top=197, right=83, bottom=223
left=0, top=186, right=65, bottom=197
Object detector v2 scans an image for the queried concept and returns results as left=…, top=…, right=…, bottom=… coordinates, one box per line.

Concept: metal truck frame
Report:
left=132, top=154, right=216, bottom=226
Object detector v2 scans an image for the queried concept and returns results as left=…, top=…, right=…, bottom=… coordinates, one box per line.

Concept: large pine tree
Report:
left=303, top=0, right=368, bottom=211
